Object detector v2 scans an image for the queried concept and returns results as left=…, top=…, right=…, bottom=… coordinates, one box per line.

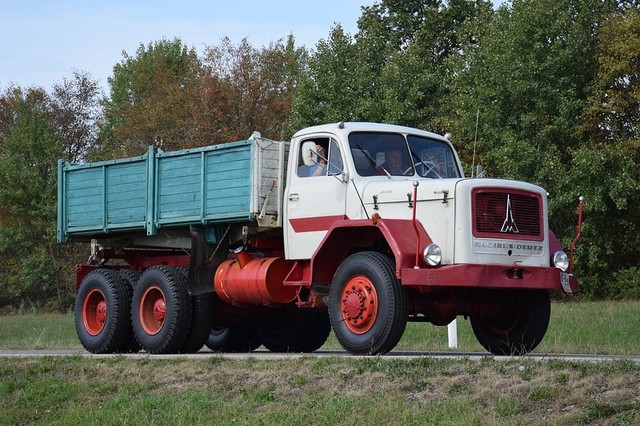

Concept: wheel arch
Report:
left=311, top=218, right=432, bottom=284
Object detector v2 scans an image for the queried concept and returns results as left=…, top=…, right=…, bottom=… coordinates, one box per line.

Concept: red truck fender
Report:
left=306, top=218, right=433, bottom=285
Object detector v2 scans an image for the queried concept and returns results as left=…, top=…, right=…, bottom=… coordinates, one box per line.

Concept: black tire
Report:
left=205, top=326, right=261, bottom=352
left=172, top=266, right=215, bottom=353
left=179, top=292, right=214, bottom=353
left=470, top=289, right=551, bottom=356
left=116, top=269, right=141, bottom=353
left=74, top=269, right=131, bottom=354
left=328, top=251, right=408, bottom=355
left=132, top=266, right=192, bottom=354
left=299, top=311, right=332, bottom=352
left=119, top=268, right=140, bottom=289
left=255, top=306, right=308, bottom=352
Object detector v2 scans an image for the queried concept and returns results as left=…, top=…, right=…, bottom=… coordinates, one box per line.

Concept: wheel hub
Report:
left=96, top=300, right=107, bottom=323
left=340, top=276, right=378, bottom=334
left=140, top=286, right=166, bottom=336
left=153, top=298, right=166, bottom=323
left=83, top=289, right=107, bottom=336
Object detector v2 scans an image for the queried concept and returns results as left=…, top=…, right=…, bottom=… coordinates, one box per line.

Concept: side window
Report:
left=327, top=139, right=344, bottom=175
left=296, top=137, right=343, bottom=178
left=297, top=138, right=329, bottom=177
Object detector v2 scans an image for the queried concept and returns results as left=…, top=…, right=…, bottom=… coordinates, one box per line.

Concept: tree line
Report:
left=0, top=0, right=638, bottom=310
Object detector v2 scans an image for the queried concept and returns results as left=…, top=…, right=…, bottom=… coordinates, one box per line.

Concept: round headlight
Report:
left=423, top=243, right=442, bottom=267
left=552, top=251, right=569, bottom=272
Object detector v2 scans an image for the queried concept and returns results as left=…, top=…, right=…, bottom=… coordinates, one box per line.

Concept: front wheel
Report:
left=470, top=289, right=550, bottom=356
left=328, top=251, right=408, bottom=355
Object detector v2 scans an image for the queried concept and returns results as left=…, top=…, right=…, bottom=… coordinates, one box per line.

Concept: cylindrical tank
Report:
left=214, top=255, right=297, bottom=306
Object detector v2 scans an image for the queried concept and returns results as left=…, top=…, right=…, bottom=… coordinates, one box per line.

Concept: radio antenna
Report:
left=471, top=108, right=479, bottom=178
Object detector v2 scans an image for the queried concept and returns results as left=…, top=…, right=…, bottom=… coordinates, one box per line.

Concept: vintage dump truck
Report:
left=58, top=122, right=580, bottom=355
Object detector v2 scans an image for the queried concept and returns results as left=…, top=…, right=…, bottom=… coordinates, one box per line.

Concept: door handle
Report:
left=289, top=193, right=299, bottom=201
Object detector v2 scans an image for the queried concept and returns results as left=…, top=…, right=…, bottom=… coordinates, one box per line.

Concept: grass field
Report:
left=2, top=300, right=640, bottom=354
left=1, top=301, right=639, bottom=425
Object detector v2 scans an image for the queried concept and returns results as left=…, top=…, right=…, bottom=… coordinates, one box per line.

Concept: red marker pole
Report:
left=569, top=196, right=584, bottom=274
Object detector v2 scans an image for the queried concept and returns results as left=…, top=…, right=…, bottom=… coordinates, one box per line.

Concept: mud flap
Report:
left=187, top=226, right=229, bottom=296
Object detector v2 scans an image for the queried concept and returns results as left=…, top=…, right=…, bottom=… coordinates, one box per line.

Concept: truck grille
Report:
left=472, top=188, right=543, bottom=241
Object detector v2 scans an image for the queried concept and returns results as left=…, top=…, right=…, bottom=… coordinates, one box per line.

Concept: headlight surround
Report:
left=423, top=243, right=442, bottom=267
left=552, top=251, right=569, bottom=272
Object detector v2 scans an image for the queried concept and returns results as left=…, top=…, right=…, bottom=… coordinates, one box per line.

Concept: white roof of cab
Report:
left=291, top=122, right=449, bottom=142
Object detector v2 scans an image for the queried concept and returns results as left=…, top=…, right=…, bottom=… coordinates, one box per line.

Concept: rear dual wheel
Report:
left=75, top=269, right=132, bottom=354
left=255, top=308, right=331, bottom=353
left=206, top=325, right=262, bottom=352
left=131, top=266, right=192, bottom=354
left=174, top=267, right=214, bottom=354
left=117, top=269, right=141, bottom=353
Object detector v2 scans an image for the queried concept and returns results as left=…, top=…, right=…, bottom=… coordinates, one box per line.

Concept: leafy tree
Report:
left=452, top=0, right=614, bottom=248
left=0, top=88, right=67, bottom=309
left=97, top=36, right=305, bottom=156
left=51, top=70, right=102, bottom=163
left=453, top=0, right=615, bottom=179
left=292, top=0, right=639, bottom=297
left=580, top=8, right=640, bottom=142
left=96, top=38, right=203, bottom=158
left=0, top=74, right=101, bottom=310
left=199, top=36, right=306, bottom=142
left=292, top=0, right=492, bottom=133
left=289, top=25, right=360, bottom=130
left=568, top=8, right=640, bottom=296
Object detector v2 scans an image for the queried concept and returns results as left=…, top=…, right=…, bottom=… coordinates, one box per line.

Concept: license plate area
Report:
left=560, top=272, right=572, bottom=293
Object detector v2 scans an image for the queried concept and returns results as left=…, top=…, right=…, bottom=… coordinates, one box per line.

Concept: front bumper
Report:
left=400, top=263, right=579, bottom=293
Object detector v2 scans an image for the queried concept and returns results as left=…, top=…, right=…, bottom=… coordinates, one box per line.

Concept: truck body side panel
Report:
left=58, top=137, right=285, bottom=243
left=155, top=143, right=253, bottom=227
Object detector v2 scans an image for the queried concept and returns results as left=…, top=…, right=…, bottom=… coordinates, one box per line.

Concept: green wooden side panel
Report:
left=155, top=142, right=253, bottom=225
left=156, top=154, right=203, bottom=222
left=60, top=157, right=148, bottom=240
left=58, top=140, right=259, bottom=242
left=204, top=146, right=252, bottom=219
left=105, top=161, right=148, bottom=227
left=65, top=167, right=104, bottom=229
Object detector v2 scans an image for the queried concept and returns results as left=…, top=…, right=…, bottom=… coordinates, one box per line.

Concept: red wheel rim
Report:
left=139, top=285, right=166, bottom=335
left=339, top=275, right=379, bottom=334
left=83, top=288, right=107, bottom=336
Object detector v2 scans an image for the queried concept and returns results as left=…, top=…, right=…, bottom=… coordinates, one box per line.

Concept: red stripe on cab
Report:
left=289, top=215, right=348, bottom=232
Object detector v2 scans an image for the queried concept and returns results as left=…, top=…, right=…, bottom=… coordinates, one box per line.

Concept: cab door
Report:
left=284, top=135, right=348, bottom=260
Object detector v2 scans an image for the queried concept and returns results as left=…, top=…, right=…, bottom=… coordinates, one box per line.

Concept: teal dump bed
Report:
left=58, top=136, right=286, bottom=243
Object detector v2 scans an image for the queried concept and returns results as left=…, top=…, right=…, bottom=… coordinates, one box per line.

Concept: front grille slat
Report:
left=473, top=189, right=543, bottom=241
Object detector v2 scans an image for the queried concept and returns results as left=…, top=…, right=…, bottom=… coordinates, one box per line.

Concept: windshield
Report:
left=348, top=132, right=461, bottom=178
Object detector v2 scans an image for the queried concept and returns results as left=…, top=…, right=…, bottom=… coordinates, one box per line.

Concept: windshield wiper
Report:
left=355, top=144, right=390, bottom=178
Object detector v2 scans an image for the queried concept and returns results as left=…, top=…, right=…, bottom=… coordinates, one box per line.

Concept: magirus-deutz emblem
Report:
left=500, top=195, right=519, bottom=233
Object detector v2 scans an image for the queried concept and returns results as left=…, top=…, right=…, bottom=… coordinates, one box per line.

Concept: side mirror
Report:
left=474, top=165, right=485, bottom=178
left=301, top=141, right=318, bottom=166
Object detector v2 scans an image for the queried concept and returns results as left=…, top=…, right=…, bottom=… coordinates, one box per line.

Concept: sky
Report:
left=1, top=0, right=376, bottom=92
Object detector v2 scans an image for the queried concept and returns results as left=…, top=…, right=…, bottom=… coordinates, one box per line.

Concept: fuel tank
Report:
left=214, top=252, right=297, bottom=306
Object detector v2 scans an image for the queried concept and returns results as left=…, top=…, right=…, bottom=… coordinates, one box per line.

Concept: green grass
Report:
left=1, top=301, right=640, bottom=424
left=1, top=356, right=639, bottom=425
left=0, top=312, right=81, bottom=350
left=2, top=301, right=640, bottom=354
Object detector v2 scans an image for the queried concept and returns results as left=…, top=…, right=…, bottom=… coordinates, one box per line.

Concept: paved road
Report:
left=1, top=349, right=639, bottom=363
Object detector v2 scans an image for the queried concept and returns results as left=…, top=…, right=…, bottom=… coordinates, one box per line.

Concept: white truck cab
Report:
left=285, top=122, right=463, bottom=260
